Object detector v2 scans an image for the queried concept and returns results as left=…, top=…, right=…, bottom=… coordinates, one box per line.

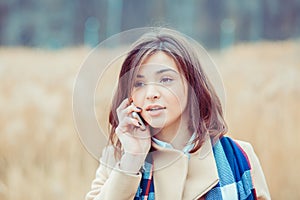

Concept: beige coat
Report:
left=86, top=138, right=271, bottom=200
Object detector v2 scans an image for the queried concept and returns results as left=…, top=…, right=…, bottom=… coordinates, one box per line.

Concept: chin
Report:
left=148, top=123, right=165, bottom=129
left=148, top=120, right=168, bottom=129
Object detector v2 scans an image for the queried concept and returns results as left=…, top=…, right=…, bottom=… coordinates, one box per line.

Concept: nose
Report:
left=145, top=83, right=160, bottom=101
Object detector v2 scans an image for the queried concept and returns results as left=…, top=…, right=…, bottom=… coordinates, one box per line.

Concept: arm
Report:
left=85, top=146, right=143, bottom=200
left=86, top=99, right=151, bottom=200
left=238, top=141, right=271, bottom=200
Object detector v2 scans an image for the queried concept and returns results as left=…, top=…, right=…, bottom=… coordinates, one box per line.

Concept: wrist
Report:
left=119, top=152, right=147, bottom=174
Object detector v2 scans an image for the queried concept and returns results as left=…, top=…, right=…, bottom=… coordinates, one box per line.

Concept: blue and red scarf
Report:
left=134, top=136, right=257, bottom=200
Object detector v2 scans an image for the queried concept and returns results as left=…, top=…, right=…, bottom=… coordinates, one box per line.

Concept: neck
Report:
left=152, top=110, right=193, bottom=150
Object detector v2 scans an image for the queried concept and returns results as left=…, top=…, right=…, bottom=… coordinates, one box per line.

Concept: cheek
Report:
left=169, top=85, right=188, bottom=109
left=131, top=91, right=145, bottom=107
left=170, top=92, right=187, bottom=113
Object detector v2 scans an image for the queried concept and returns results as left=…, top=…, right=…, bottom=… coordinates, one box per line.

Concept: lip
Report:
left=145, top=104, right=166, bottom=111
left=145, top=104, right=166, bottom=117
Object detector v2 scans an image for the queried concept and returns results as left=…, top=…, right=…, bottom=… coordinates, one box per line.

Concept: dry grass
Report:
left=0, top=40, right=299, bottom=199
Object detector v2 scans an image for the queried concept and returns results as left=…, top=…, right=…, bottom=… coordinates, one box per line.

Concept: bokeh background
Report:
left=1, top=1, right=300, bottom=199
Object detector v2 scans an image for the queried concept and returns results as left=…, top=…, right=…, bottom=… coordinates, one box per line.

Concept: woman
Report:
left=86, top=28, right=270, bottom=200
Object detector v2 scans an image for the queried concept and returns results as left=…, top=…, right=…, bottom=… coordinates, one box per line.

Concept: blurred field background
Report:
left=0, top=40, right=299, bottom=199
left=1, top=1, right=300, bottom=199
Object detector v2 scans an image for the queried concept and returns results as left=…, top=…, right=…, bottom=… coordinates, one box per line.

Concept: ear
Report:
left=129, top=97, right=133, bottom=103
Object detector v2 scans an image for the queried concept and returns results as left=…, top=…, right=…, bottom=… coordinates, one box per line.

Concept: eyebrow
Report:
left=136, top=68, right=178, bottom=78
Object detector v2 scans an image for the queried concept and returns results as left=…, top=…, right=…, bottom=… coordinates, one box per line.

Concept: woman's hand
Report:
left=115, top=98, right=151, bottom=173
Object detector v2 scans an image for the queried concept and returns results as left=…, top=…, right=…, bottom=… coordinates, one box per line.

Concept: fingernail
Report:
left=136, top=106, right=142, bottom=110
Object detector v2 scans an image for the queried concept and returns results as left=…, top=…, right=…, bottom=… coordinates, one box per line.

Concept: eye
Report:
left=160, top=77, right=173, bottom=84
left=134, top=81, right=145, bottom=88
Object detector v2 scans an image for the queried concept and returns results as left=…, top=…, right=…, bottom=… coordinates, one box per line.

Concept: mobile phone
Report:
left=131, top=112, right=146, bottom=131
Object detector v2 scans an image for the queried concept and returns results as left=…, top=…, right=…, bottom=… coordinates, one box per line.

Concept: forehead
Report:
left=138, top=51, right=180, bottom=74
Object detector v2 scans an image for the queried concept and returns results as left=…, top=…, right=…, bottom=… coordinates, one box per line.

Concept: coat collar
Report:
left=150, top=136, right=219, bottom=199
left=150, top=135, right=215, bottom=165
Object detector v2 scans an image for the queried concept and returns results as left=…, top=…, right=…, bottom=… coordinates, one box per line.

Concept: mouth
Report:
left=145, top=105, right=166, bottom=112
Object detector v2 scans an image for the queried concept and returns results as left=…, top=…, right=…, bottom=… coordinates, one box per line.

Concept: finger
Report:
left=124, top=117, right=140, bottom=127
left=133, top=126, right=151, bottom=139
left=118, top=117, right=140, bottom=131
left=123, top=104, right=142, bottom=115
left=130, top=102, right=143, bottom=112
left=116, top=98, right=130, bottom=112
left=118, top=105, right=141, bottom=120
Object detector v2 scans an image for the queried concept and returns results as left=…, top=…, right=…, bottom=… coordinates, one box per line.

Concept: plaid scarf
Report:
left=134, top=136, right=257, bottom=200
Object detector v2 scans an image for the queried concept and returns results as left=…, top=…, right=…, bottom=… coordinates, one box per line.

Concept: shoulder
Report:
left=228, top=137, right=259, bottom=172
left=232, top=138, right=271, bottom=200
left=234, top=139, right=255, bottom=157
left=218, top=136, right=256, bottom=160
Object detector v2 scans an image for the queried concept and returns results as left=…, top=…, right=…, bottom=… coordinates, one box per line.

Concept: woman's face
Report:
left=131, top=51, right=189, bottom=130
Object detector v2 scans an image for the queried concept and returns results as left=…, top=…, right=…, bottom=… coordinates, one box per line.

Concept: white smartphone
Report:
left=131, top=112, right=146, bottom=131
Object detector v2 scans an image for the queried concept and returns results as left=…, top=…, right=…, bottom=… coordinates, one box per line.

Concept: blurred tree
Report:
left=0, top=2, right=9, bottom=45
left=0, top=0, right=299, bottom=49
left=106, top=0, right=122, bottom=37
left=84, top=16, right=100, bottom=47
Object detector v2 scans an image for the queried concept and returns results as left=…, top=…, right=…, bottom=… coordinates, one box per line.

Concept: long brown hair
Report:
left=108, top=28, right=227, bottom=155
